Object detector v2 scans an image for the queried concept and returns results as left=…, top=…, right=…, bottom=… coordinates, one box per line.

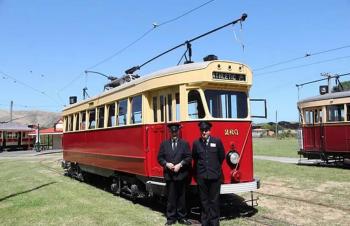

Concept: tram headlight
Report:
left=226, top=151, right=240, bottom=166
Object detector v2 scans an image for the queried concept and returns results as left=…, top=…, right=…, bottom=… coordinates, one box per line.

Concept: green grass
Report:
left=0, top=157, right=164, bottom=226
left=253, top=137, right=299, bottom=157
left=1, top=143, right=350, bottom=225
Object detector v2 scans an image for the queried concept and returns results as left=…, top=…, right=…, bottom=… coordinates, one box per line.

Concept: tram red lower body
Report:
left=63, top=121, right=254, bottom=184
left=302, top=125, right=350, bottom=155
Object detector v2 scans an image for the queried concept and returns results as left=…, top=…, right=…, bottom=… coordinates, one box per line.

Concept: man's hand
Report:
left=166, top=162, right=175, bottom=170
left=173, top=163, right=182, bottom=173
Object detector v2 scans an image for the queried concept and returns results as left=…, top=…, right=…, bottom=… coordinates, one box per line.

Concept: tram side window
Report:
left=70, top=115, right=74, bottom=131
left=327, top=104, right=344, bottom=122
left=107, top=103, right=116, bottom=127
left=314, top=109, right=319, bottom=123
left=304, top=110, right=314, bottom=124
left=168, top=94, right=173, bottom=121
left=97, top=106, right=105, bottom=128
left=64, top=116, right=68, bottom=131
left=347, top=104, right=350, bottom=121
left=81, top=111, right=86, bottom=130
left=176, top=93, right=180, bottom=121
left=314, top=109, right=323, bottom=123
left=205, top=90, right=247, bottom=119
left=131, top=95, right=142, bottom=124
left=75, top=113, right=80, bottom=131
left=153, top=97, right=158, bottom=122
left=118, top=99, right=127, bottom=125
left=188, top=90, right=205, bottom=119
left=89, top=109, right=96, bottom=129
left=160, top=96, right=165, bottom=122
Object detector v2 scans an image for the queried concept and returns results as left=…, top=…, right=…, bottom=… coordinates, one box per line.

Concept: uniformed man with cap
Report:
left=192, top=121, right=225, bottom=226
left=158, top=123, right=192, bottom=225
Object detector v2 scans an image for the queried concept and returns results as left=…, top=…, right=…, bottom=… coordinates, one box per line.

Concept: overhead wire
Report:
left=253, top=45, right=350, bottom=72
left=0, top=69, right=62, bottom=106
left=254, top=55, right=350, bottom=77
left=57, top=0, right=216, bottom=93
left=87, top=0, right=215, bottom=70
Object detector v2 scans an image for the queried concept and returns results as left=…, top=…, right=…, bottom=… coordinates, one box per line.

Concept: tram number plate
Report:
left=224, top=129, right=239, bottom=136
left=212, top=72, right=246, bottom=81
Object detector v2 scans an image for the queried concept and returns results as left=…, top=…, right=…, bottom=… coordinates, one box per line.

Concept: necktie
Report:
left=172, top=140, right=176, bottom=150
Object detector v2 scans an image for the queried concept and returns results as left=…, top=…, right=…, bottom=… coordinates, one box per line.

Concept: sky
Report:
left=0, top=0, right=349, bottom=122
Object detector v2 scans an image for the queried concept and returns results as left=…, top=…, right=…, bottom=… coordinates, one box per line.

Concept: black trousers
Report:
left=166, top=180, right=187, bottom=222
left=197, top=178, right=221, bottom=226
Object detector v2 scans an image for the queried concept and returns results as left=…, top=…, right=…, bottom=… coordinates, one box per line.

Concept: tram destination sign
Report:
left=212, top=71, right=246, bottom=81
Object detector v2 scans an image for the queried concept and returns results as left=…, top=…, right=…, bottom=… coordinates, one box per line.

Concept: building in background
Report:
left=29, top=119, right=63, bottom=150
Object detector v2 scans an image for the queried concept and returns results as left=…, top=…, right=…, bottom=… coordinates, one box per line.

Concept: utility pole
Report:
left=275, top=110, right=278, bottom=139
left=321, top=72, right=332, bottom=93
left=10, top=100, right=13, bottom=121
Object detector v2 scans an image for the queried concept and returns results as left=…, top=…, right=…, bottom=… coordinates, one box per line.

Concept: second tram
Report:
left=298, top=90, right=350, bottom=162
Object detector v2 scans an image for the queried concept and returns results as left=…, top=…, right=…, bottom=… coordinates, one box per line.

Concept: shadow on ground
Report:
left=67, top=172, right=258, bottom=225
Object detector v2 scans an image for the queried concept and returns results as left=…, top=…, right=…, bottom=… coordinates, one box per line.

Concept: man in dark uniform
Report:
left=192, top=121, right=225, bottom=226
left=158, top=123, right=192, bottom=226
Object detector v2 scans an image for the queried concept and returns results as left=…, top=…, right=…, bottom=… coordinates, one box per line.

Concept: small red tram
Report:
left=298, top=90, right=350, bottom=162
left=0, top=122, right=34, bottom=151
left=62, top=58, right=260, bottom=199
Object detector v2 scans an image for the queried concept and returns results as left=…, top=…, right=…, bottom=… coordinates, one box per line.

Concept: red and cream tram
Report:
left=0, top=122, right=34, bottom=151
left=298, top=91, right=350, bottom=162
left=62, top=58, right=260, bottom=199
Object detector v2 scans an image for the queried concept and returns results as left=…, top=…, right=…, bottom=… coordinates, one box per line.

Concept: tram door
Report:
left=17, top=132, right=22, bottom=147
left=313, top=108, right=323, bottom=150
left=147, top=89, right=179, bottom=178
left=303, top=108, right=322, bottom=151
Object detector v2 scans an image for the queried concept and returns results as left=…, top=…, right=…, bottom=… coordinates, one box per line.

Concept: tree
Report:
left=333, top=80, right=350, bottom=92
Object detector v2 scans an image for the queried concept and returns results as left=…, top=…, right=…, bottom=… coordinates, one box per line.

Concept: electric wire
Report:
left=0, top=69, right=62, bottom=106
left=86, top=0, right=215, bottom=70
left=254, top=55, right=350, bottom=77
left=253, top=45, right=350, bottom=72
left=57, top=0, right=215, bottom=93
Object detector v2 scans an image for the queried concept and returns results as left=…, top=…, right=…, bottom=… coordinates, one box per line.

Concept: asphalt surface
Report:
left=1, top=150, right=348, bottom=167
left=0, top=149, right=62, bottom=158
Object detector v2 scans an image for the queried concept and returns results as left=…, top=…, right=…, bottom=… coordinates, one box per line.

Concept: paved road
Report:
left=0, top=149, right=62, bottom=158
left=254, top=155, right=321, bottom=164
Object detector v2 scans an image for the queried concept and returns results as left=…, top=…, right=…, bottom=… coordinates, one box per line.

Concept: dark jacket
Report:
left=157, top=138, right=192, bottom=181
left=192, top=136, right=225, bottom=180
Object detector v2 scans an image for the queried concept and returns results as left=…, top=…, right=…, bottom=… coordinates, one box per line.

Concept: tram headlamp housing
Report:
left=226, top=151, right=240, bottom=166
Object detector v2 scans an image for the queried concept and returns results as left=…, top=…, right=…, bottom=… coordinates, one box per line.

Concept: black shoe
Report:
left=165, top=221, right=176, bottom=225
left=178, top=219, right=192, bottom=225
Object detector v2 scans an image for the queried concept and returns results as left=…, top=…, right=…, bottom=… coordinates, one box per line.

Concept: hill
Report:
left=0, top=109, right=61, bottom=128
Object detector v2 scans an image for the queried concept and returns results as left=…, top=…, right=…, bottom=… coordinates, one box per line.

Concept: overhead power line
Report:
left=87, top=0, right=216, bottom=70
left=0, top=69, right=61, bottom=106
left=254, top=55, right=350, bottom=77
left=253, top=45, right=350, bottom=72
left=57, top=0, right=216, bottom=93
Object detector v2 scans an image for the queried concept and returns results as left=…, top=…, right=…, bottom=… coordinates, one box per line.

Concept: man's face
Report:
left=200, top=128, right=210, bottom=140
left=171, top=131, right=178, bottom=139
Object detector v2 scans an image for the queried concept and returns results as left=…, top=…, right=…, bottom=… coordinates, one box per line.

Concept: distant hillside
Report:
left=0, top=109, right=61, bottom=128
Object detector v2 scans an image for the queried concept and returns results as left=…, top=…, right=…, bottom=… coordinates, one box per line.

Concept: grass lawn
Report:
left=253, top=159, right=350, bottom=225
left=253, top=137, right=299, bottom=157
left=1, top=144, right=349, bottom=225
left=0, top=156, right=164, bottom=226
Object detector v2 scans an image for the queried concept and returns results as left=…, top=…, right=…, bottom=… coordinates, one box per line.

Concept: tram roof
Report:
left=0, top=122, right=32, bottom=132
left=298, top=90, right=350, bottom=105
left=63, top=60, right=252, bottom=112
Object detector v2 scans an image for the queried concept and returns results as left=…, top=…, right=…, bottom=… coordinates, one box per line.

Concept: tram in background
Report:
left=62, top=56, right=263, bottom=200
left=298, top=89, right=350, bottom=163
left=0, top=123, right=34, bottom=151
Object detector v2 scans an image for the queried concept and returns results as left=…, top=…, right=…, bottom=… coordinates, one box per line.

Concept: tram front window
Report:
left=205, top=90, right=248, bottom=119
